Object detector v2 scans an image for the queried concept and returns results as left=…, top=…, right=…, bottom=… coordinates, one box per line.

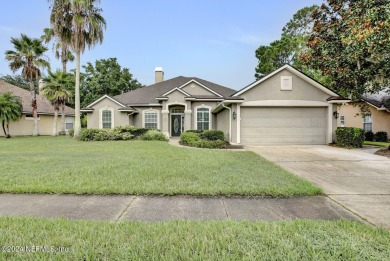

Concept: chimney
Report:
left=155, top=67, right=164, bottom=83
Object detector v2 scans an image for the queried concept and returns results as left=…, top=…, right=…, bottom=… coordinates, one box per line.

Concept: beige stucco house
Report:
left=82, top=65, right=347, bottom=145
left=0, top=80, right=75, bottom=136
left=337, top=91, right=390, bottom=134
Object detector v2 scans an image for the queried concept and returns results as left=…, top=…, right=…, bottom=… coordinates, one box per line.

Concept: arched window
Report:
left=197, top=108, right=210, bottom=130
left=102, top=109, right=112, bottom=129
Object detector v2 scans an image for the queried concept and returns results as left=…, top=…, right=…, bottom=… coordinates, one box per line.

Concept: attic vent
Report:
left=281, top=76, right=292, bottom=91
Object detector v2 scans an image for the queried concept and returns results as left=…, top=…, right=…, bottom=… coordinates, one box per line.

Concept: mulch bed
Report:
left=375, top=148, right=390, bottom=158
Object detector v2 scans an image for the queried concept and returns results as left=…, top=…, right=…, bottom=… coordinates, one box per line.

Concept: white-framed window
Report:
left=102, top=110, right=112, bottom=129
left=144, top=110, right=159, bottom=129
left=363, top=114, right=372, bottom=131
left=65, top=117, right=74, bottom=130
left=340, top=116, right=345, bottom=127
left=196, top=108, right=210, bottom=131
left=99, top=107, right=114, bottom=129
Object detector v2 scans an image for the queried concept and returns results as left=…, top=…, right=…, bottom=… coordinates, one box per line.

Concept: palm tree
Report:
left=5, top=34, right=50, bottom=136
left=0, top=92, right=23, bottom=138
left=48, top=0, right=106, bottom=137
left=41, top=70, right=74, bottom=136
left=41, top=27, right=75, bottom=73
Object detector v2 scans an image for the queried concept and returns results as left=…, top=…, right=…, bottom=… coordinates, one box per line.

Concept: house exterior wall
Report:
left=86, top=98, right=129, bottom=129
left=216, top=108, right=230, bottom=141
left=338, top=103, right=390, bottom=134
left=1, top=114, right=72, bottom=136
left=130, top=107, right=162, bottom=129
left=181, top=82, right=217, bottom=96
left=239, top=69, right=330, bottom=102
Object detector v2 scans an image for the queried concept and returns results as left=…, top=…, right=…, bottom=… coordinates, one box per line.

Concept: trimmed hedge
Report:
left=77, top=127, right=166, bottom=142
left=365, top=131, right=374, bottom=141
left=180, top=130, right=227, bottom=149
left=374, top=131, right=388, bottom=142
left=141, top=130, right=168, bottom=141
left=335, top=127, right=365, bottom=148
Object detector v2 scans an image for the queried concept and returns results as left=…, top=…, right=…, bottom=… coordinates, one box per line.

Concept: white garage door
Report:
left=240, top=107, right=327, bottom=145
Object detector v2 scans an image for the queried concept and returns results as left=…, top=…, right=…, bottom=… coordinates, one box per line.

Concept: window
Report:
left=66, top=123, right=74, bottom=129
left=197, top=108, right=210, bottom=130
left=145, top=111, right=158, bottom=129
left=363, top=115, right=372, bottom=131
left=102, top=110, right=112, bottom=129
left=172, top=109, right=184, bottom=113
left=340, top=116, right=345, bottom=127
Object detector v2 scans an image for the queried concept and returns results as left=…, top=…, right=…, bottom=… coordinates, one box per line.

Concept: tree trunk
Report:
left=74, top=50, right=81, bottom=137
left=52, top=107, right=59, bottom=136
left=1, top=120, right=7, bottom=137
left=6, top=121, right=10, bottom=138
left=59, top=103, right=66, bottom=135
left=29, top=80, right=39, bottom=136
left=62, top=48, right=67, bottom=73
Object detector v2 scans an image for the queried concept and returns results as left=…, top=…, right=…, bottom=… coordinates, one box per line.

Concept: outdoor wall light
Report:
left=232, top=111, right=237, bottom=120
left=333, top=111, right=339, bottom=119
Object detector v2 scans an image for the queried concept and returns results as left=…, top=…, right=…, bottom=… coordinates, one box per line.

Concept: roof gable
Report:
left=86, top=94, right=126, bottom=108
left=233, top=64, right=339, bottom=97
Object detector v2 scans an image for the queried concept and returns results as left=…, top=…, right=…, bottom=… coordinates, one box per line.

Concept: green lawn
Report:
left=364, top=141, right=390, bottom=147
left=0, top=136, right=320, bottom=196
left=0, top=217, right=389, bottom=260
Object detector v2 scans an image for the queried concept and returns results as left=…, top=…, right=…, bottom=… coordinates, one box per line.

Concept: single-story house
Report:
left=337, top=90, right=390, bottom=134
left=82, top=65, right=348, bottom=145
left=0, top=80, right=75, bottom=136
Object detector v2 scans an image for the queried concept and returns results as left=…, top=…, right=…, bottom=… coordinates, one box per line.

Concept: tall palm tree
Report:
left=0, top=92, right=23, bottom=138
left=41, top=27, right=75, bottom=73
left=48, top=0, right=106, bottom=137
left=5, top=34, right=50, bottom=136
left=41, top=70, right=74, bottom=136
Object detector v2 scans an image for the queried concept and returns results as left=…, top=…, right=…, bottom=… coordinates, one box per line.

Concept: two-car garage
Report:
left=240, top=107, right=328, bottom=145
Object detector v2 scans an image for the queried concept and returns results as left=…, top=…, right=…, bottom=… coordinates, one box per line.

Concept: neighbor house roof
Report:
left=0, top=80, right=75, bottom=115
left=364, top=89, right=390, bottom=110
left=111, top=76, right=236, bottom=106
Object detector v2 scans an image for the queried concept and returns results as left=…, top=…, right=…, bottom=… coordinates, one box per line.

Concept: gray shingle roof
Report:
left=364, top=89, right=390, bottom=110
left=0, top=80, right=75, bottom=115
left=112, top=76, right=236, bottom=106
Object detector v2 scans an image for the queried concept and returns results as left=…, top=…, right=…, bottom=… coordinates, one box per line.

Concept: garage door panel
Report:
left=240, top=107, right=327, bottom=145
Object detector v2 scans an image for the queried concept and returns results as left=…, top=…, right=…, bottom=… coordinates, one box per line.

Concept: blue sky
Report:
left=0, top=0, right=323, bottom=90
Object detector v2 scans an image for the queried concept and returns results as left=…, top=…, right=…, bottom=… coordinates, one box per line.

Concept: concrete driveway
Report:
left=246, top=145, right=390, bottom=228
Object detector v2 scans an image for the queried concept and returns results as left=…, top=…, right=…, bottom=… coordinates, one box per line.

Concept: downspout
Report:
left=221, top=102, right=232, bottom=143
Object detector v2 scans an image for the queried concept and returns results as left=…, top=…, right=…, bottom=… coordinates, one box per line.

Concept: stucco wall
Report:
left=131, top=107, right=162, bottom=129
left=181, top=82, right=216, bottom=96
left=338, top=103, right=390, bottom=133
left=216, top=108, right=230, bottom=141
left=86, top=98, right=130, bottom=129
left=1, top=114, right=72, bottom=136
left=239, top=69, right=330, bottom=102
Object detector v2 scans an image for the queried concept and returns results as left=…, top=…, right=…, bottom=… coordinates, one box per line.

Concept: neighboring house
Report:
left=82, top=65, right=348, bottom=145
left=0, top=80, right=75, bottom=136
left=337, top=90, right=390, bottom=134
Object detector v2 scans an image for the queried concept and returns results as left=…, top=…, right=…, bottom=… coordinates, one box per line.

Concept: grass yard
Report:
left=364, top=141, right=390, bottom=147
left=0, top=217, right=389, bottom=260
left=0, top=136, right=321, bottom=196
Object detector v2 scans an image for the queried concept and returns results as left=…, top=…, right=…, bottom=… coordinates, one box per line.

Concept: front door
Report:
left=171, top=115, right=182, bottom=136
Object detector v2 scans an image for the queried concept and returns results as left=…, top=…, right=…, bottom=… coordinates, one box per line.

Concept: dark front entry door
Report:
left=171, top=115, right=182, bottom=136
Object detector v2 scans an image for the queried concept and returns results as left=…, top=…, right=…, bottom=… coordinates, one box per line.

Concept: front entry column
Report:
left=161, top=110, right=169, bottom=137
left=184, top=110, right=192, bottom=131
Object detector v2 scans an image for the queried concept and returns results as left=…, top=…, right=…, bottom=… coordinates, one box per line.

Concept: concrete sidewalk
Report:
left=0, top=194, right=362, bottom=223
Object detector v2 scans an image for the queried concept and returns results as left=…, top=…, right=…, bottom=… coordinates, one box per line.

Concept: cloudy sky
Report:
left=0, top=0, right=323, bottom=89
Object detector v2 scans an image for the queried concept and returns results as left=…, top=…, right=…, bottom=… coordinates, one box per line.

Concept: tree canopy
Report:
left=301, top=0, right=390, bottom=98
left=80, top=57, right=143, bottom=107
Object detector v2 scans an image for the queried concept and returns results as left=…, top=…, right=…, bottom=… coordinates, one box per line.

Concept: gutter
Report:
left=221, top=101, right=232, bottom=143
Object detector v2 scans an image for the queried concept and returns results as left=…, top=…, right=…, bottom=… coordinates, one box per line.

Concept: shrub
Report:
left=374, top=131, right=388, bottom=142
left=180, top=132, right=200, bottom=145
left=203, top=130, right=225, bottom=141
left=141, top=130, right=168, bottom=141
left=130, top=128, right=150, bottom=138
left=365, top=130, right=374, bottom=141
left=194, top=139, right=227, bottom=149
left=68, top=129, right=74, bottom=137
left=335, top=127, right=365, bottom=148
left=113, top=126, right=135, bottom=133
left=186, top=130, right=204, bottom=134
left=77, top=129, right=101, bottom=141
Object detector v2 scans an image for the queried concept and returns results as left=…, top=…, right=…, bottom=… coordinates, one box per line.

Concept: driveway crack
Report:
left=221, top=197, right=229, bottom=219
left=115, top=196, right=136, bottom=222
